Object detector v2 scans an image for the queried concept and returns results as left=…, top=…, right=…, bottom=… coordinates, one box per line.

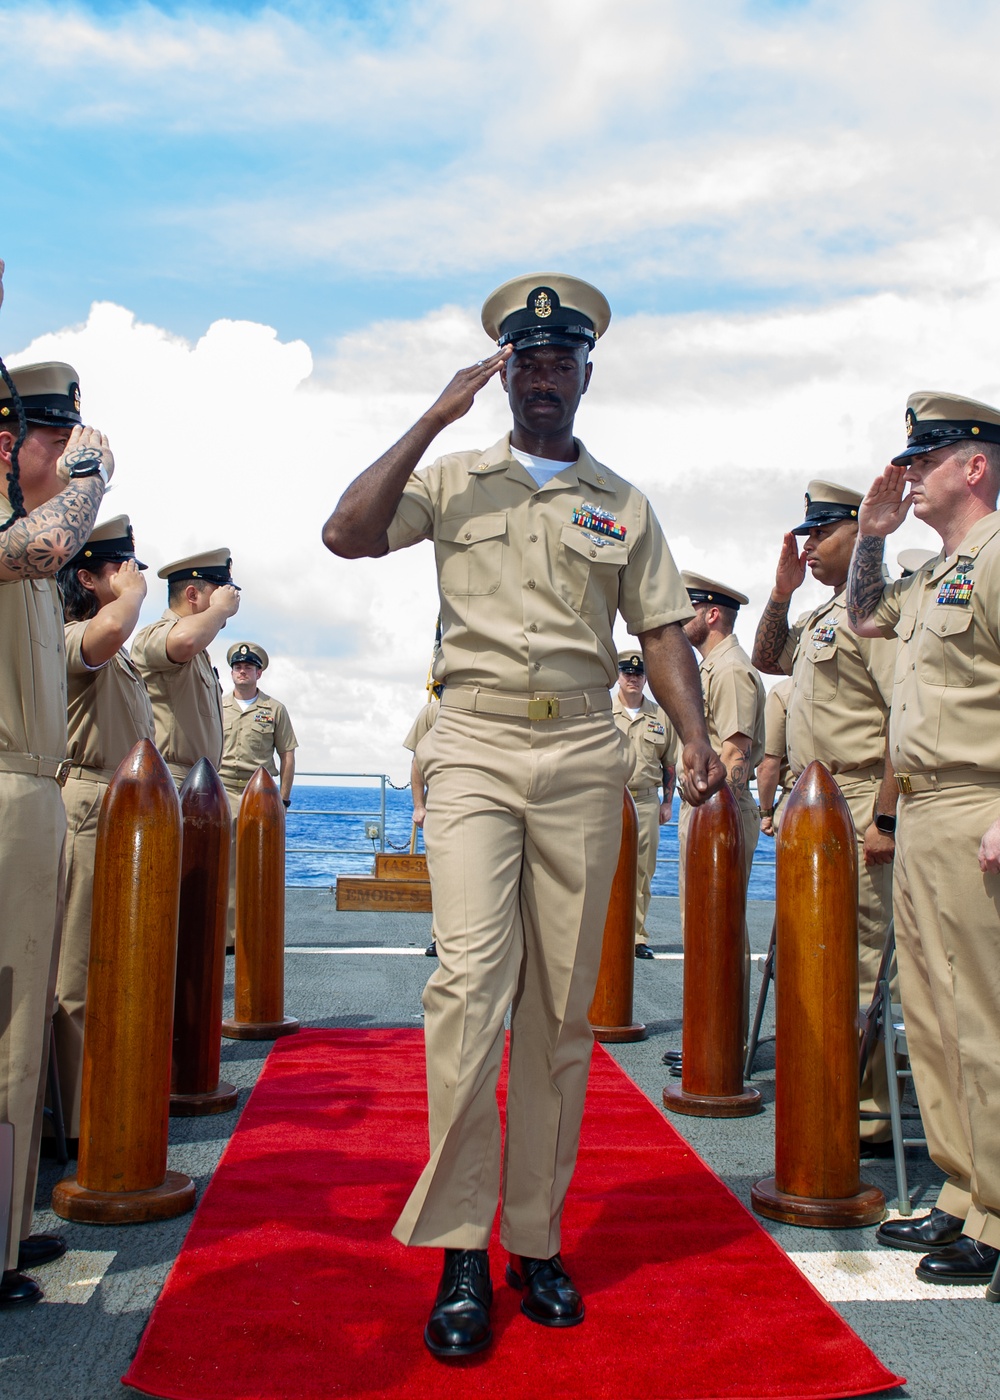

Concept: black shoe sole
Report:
left=505, top=1265, right=585, bottom=1328
left=876, top=1229, right=963, bottom=1254
left=423, top=1325, right=492, bottom=1358
left=914, top=1264, right=996, bottom=1285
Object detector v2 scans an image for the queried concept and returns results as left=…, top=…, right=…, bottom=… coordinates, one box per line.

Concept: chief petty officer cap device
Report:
left=69, top=514, right=147, bottom=571
left=482, top=273, right=612, bottom=352
left=158, top=548, right=238, bottom=588
left=682, top=570, right=749, bottom=611
left=891, top=391, right=1000, bottom=465
left=0, top=361, right=83, bottom=430
left=227, top=642, right=269, bottom=671
left=791, top=480, right=862, bottom=535
left=618, top=648, right=644, bottom=675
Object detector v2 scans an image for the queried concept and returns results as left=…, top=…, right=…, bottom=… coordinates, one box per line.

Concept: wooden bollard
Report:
left=589, top=788, right=646, bottom=1043
left=751, top=761, right=885, bottom=1227
left=170, top=759, right=238, bottom=1116
left=664, top=785, right=762, bottom=1117
left=52, top=740, right=195, bottom=1224
left=222, top=767, right=299, bottom=1040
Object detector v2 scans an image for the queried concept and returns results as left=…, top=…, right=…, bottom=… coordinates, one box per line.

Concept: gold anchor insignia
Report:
left=533, top=290, right=552, bottom=319
left=72, top=385, right=81, bottom=413
left=905, top=408, right=915, bottom=438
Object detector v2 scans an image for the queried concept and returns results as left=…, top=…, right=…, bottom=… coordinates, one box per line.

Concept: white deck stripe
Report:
left=40, top=1250, right=117, bottom=1305
left=788, top=1250, right=986, bottom=1301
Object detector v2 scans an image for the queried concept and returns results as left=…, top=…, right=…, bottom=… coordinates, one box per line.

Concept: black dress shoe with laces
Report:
left=0, top=1270, right=42, bottom=1308
left=424, top=1248, right=492, bottom=1358
left=916, top=1236, right=1000, bottom=1284
left=635, top=945, right=655, bottom=960
left=17, top=1234, right=66, bottom=1270
left=876, top=1208, right=965, bottom=1253
left=425, top=941, right=438, bottom=958
left=505, top=1253, right=584, bottom=1327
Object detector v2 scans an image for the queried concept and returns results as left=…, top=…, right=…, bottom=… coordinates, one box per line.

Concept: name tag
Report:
left=936, top=573, right=974, bottom=606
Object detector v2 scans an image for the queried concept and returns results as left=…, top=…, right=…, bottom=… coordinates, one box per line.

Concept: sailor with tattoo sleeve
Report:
left=0, top=341, right=113, bottom=1306
left=751, top=481, right=898, bottom=1150
left=847, top=392, right=1000, bottom=1288
left=679, top=573, right=765, bottom=1033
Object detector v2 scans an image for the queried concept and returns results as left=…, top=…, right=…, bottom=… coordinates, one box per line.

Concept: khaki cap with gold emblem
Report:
left=158, top=548, right=237, bottom=587
left=681, top=570, right=749, bottom=610
left=790, top=480, right=862, bottom=535
left=227, top=641, right=268, bottom=670
left=617, top=647, right=644, bottom=674
left=482, top=273, right=611, bottom=352
left=0, top=361, right=82, bottom=430
left=891, top=390, right=1000, bottom=465
left=70, top=514, right=147, bottom=570
left=897, top=548, right=938, bottom=578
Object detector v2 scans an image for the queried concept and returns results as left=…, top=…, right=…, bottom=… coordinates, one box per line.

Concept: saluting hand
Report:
left=773, top=532, right=806, bottom=598
left=859, top=465, right=911, bottom=537
left=209, top=584, right=241, bottom=619
left=425, top=347, right=513, bottom=430
left=678, top=740, right=726, bottom=807
left=56, top=424, right=115, bottom=485
left=109, top=557, right=147, bottom=601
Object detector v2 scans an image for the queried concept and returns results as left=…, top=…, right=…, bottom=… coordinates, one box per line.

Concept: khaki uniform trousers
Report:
left=836, top=777, right=893, bottom=1144
left=0, top=776, right=66, bottom=1269
left=632, top=788, right=661, bottom=945
left=223, top=786, right=242, bottom=948
left=392, top=706, right=628, bottom=1258
left=893, top=785, right=1000, bottom=1247
left=53, top=774, right=108, bottom=1138
left=678, top=790, right=759, bottom=1035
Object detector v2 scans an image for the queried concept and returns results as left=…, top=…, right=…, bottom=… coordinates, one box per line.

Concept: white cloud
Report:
left=10, top=274, right=970, bottom=776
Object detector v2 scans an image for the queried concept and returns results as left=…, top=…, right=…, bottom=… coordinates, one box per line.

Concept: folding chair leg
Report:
left=46, top=1020, right=69, bottom=1167
left=881, top=977, right=911, bottom=1216
left=987, top=1255, right=1000, bottom=1303
left=745, top=920, right=775, bottom=1080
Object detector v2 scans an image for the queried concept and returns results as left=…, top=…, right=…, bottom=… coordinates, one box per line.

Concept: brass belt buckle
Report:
left=55, top=760, right=72, bottom=787
left=896, top=773, right=912, bottom=795
left=527, top=698, right=559, bottom=721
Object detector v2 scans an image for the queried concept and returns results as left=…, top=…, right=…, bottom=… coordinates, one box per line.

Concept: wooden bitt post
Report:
left=52, top=740, right=195, bottom=1224
left=664, top=785, right=762, bottom=1118
left=170, top=759, right=238, bottom=1116
left=751, top=760, right=885, bottom=1227
left=222, top=767, right=299, bottom=1040
left=589, top=788, right=646, bottom=1043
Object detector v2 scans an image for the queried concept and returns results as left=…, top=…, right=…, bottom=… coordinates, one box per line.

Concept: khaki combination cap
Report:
left=158, top=548, right=236, bottom=587
left=681, top=570, right=749, bottom=610
left=617, top=648, right=644, bottom=674
left=70, top=513, right=147, bottom=571
left=897, top=548, right=938, bottom=577
left=227, top=641, right=268, bottom=670
left=790, top=479, right=862, bottom=535
left=0, top=361, right=82, bottom=431
left=482, top=273, right=611, bottom=353
left=891, top=391, right=1000, bottom=465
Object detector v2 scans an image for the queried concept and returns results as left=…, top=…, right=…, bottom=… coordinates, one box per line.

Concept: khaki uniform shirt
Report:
left=763, top=676, right=795, bottom=793
left=131, top=610, right=224, bottom=770
left=872, top=513, right=1000, bottom=774
left=696, top=634, right=766, bottom=772
left=0, top=574, right=66, bottom=761
left=386, top=434, right=693, bottom=693
left=780, top=589, right=895, bottom=777
left=219, top=689, right=298, bottom=792
left=404, top=700, right=440, bottom=754
left=612, top=692, right=675, bottom=792
left=65, top=622, right=155, bottom=772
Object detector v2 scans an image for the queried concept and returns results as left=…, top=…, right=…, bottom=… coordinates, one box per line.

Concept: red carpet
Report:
left=124, top=1029, right=902, bottom=1400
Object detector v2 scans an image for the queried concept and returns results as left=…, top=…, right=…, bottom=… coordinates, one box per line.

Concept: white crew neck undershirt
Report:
left=623, top=706, right=641, bottom=718
left=510, top=445, right=578, bottom=487
left=235, top=693, right=258, bottom=711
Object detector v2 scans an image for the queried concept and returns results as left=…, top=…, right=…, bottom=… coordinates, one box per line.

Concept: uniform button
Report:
left=533, top=662, right=541, bottom=671
left=590, top=549, right=597, bottom=558
left=527, top=579, right=536, bottom=589
left=529, top=533, right=538, bottom=542
left=464, top=532, right=472, bottom=540
left=901, top=703, right=907, bottom=710
left=529, top=623, right=538, bottom=632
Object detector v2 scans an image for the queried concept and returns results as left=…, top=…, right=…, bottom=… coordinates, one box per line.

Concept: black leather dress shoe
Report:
left=17, top=1234, right=66, bottom=1270
left=425, top=941, right=438, bottom=958
left=876, top=1208, right=965, bottom=1253
left=859, top=1139, right=895, bottom=1160
left=0, top=1270, right=42, bottom=1308
left=662, top=1049, right=682, bottom=1064
left=424, top=1249, right=492, bottom=1358
left=635, top=944, right=655, bottom=960
left=506, top=1253, right=584, bottom=1327
left=916, top=1237, right=1000, bottom=1284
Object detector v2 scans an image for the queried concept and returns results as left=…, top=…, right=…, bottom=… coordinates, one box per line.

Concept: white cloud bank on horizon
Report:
left=10, top=274, right=986, bottom=777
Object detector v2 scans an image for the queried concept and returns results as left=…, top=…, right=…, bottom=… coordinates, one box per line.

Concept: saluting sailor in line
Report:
left=323, top=273, right=723, bottom=1359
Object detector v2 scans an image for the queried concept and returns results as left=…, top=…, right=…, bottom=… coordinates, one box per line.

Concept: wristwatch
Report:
left=758, top=806, right=774, bottom=818
left=68, top=460, right=109, bottom=485
left=874, top=813, right=896, bottom=835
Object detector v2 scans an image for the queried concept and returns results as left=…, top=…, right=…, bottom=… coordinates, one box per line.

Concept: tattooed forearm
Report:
left=1, top=477, right=104, bottom=578
left=847, top=535, right=887, bottom=628
left=751, top=595, right=791, bottom=673
left=727, top=760, right=748, bottom=796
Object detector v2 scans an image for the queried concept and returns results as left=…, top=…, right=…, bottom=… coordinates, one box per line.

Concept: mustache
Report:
left=525, top=391, right=561, bottom=406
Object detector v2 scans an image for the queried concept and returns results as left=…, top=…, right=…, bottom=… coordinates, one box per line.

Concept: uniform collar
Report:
left=699, top=632, right=740, bottom=672
left=927, top=510, right=1000, bottom=582
left=612, top=689, right=653, bottom=717
left=809, top=589, right=845, bottom=624
left=470, top=433, right=616, bottom=495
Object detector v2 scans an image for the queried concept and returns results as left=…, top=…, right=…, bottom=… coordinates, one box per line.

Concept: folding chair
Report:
left=744, top=917, right=775, bottom=1080
left=43, top=1003, right=69, bottom=1167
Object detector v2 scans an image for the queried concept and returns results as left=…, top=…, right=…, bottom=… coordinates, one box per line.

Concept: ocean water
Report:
left=286, top=784, right=777, bottom=900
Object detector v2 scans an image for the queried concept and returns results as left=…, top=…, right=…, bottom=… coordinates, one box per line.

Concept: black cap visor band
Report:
left=790, top=504, right=859, bottom=535
left=891, top=420, right=1000, bottom=466
left=687, top=589, right=743, bottom=611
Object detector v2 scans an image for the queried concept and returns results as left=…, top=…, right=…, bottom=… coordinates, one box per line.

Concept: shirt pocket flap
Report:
left=925, top=607, right=974, bottom=639
left=560, top=524, right=629, bottom=566
left=439, top=513, right=507, bottom=546
left=809, top=642, right=838, bottom=663
left=895, top=613, right=917, bottom=642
